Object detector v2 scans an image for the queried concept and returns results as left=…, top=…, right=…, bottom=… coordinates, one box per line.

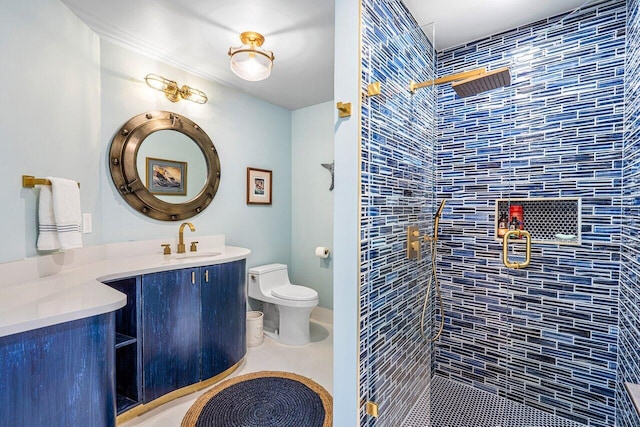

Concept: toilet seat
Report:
left=271, top=285, right=318, bottom=301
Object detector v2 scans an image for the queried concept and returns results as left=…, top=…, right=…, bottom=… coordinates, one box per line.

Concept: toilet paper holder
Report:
left=315, top=246, right=330, bottom=258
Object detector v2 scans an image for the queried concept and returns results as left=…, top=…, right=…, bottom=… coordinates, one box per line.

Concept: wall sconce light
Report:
left=144, top=74, right=208, bottom=104
left=228, top=31, right=275, bottom=82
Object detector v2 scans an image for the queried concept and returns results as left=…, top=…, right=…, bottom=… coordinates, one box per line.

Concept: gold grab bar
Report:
left=22, top=175, right=80, bottom=188
left=502, top=229, right=531, bottom=269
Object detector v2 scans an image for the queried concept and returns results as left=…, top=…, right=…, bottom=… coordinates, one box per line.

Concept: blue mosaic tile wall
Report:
left=435, top=1, right=625, bottom=426
left=360, top=0, right=437, bottom=425
left=619, top=0, right=640, bottom=426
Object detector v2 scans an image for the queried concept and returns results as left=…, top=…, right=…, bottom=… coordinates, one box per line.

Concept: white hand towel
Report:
left=36, top=177, right=82, bottom=251
left=36, top=184, right=61, bottom=251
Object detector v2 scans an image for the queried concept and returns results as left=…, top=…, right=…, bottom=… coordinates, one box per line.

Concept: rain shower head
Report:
left=451, top=67, right=511, bottom=98
left=409, top=66, right=511, bottom=98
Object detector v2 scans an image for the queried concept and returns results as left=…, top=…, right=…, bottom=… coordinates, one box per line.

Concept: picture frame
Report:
left=146, top=157, right=187, bottom=196
left=247, top=167, right=272, bottom=205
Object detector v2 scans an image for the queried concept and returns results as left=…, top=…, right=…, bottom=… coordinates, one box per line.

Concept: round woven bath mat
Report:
left=181, top=371, right=332, bottom=427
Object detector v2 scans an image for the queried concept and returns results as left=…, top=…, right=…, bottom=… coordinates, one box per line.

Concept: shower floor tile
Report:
left=403, top=376, right=586, bottom=427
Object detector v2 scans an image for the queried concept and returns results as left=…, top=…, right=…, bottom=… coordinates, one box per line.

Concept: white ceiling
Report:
left=61, top=0, right=335, bottom=111
left=405, top=0, right=590, bottom=51
left=61, top=0, right=591, bottom=111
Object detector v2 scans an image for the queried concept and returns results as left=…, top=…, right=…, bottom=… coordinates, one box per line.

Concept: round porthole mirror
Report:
left=108, top=111, right=221, bottom=221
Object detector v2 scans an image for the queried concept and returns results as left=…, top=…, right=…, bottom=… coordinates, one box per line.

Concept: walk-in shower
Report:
left=360, top=0, right=628, bottom=426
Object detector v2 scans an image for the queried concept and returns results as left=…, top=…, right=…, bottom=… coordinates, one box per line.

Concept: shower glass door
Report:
left=359, top=7, right=437, bottom=425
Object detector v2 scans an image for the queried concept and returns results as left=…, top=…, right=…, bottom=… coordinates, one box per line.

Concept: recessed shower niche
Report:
left=495, top=198, right=581, bottom=245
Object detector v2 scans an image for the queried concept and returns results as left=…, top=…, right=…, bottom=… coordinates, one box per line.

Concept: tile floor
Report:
left=120, top=319, right=591, bottom=427
left=121, top=320, right=333, bottom=427
left=403, top=376, right=587, bottom=427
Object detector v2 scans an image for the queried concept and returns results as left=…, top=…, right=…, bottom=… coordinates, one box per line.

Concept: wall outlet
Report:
left=82, top=213, right=92, bottom=234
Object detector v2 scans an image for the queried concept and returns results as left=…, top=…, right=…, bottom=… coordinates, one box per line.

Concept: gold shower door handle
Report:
left=502, top=230, right=531, bottom=269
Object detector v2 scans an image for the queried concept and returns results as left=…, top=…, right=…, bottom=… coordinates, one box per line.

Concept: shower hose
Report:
left=420, top=236, right=444, bottom=342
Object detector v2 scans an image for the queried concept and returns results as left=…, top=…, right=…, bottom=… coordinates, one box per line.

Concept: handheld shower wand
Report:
left=433, top=199, right=446, bottom=240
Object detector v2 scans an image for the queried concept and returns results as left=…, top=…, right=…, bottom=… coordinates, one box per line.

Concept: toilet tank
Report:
left=248, top=263, right=290, bottom=293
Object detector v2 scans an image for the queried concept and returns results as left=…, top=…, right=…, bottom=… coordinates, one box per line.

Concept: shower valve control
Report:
left=407, top=225, right=422, bottom=260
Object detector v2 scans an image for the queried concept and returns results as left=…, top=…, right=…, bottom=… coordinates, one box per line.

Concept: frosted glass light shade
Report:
left=228, top=32, right=274, bottom=82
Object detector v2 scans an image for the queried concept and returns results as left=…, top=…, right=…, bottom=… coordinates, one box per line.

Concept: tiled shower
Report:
left=359, top=0, right=640, bottom=426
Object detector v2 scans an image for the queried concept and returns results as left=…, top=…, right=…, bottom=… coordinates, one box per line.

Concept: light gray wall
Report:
left=0, top=0, right=102, bottom=263
left=1, top=0, right=340, bottom=411
left=99, top=40, right=292, bottom=268
left=0, top=0, right=293, bottom=269
left=332, top=0, right=361, bottom=423
left=0, top=0, right=336, bottom=323
left=1, top=0, right=339, bottom=416
left=290, top=101, right=334, bottom=309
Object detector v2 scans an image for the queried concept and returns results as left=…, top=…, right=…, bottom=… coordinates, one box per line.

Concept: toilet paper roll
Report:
left=315, top=246, right=330, bottom=259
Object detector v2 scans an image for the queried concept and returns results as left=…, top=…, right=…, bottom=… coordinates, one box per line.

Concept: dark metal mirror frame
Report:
left=109, top=111, right=221, bottom=221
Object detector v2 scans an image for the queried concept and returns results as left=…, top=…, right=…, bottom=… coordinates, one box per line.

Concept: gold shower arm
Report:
left=409, top=67, right=487, bottom=93
left=502, top=230, right=531, bottom=269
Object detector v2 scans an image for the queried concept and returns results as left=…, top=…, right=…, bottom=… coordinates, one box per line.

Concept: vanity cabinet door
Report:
left=200, top=259, right=247, bottom=379
left=141, top=268, right=200, bottom=402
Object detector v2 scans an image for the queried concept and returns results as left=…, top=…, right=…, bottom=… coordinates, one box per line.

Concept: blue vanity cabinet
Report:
left=0, top=314, right=116, bottom=427
left=200, top=259, right=247, bottom=379
left=141, top=268, right=201, bottom=402
left=104, top=258, right=247, bottom=415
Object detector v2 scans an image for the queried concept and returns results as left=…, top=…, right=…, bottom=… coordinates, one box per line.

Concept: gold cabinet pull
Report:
left=205, top=270, right=209, bottom=283
left=502, top=230, right=531, bottom=269
left=191, top=271, right=196, bottom=284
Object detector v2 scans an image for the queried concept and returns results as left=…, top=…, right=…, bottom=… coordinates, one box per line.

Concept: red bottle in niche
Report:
left=509, top=205, right=524, bottom=236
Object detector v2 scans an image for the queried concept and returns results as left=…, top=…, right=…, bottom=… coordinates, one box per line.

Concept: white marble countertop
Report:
left=0, top=236, right=250, bottom=338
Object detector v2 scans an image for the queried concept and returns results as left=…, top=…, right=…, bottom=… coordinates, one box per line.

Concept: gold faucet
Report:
left=177, top=222, right=195, bottom=253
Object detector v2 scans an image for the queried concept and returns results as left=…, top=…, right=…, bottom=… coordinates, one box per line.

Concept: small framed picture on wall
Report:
left=247, top=167, right=272, bottom=205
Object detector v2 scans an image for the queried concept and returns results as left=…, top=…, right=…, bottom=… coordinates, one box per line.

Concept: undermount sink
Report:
left=170, top=251, right=221, bottom=260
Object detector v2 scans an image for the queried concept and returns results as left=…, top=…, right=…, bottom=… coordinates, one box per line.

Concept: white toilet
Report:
left=247, top=263, right=319, bottom=346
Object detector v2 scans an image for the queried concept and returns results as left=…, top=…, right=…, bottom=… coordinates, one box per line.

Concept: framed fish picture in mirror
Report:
left=146, top=157, right=187, bottom=196
left=247, top=167, right=272, bottom=205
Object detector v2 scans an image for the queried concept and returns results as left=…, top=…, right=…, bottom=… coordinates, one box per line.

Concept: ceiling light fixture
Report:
left=144, top=74, right=208, bottom=104
left=228, top=31, right=275, bottom=82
